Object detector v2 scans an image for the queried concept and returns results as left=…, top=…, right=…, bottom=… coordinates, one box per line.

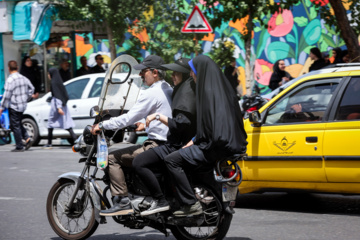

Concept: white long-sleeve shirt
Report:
left=102, top=80, right=173, bottom=141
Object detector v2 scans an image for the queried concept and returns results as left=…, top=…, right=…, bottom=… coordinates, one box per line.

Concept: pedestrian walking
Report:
left=43, top=68, right=77, bottom=149
left=0, top=61, right=34, bottom=152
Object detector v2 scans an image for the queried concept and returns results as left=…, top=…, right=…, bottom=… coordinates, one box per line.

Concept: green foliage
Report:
left=49, top=0, right=154, bottom=47
left=210, top=38, right=236, bottom=68
left=316, top=0, right=360, bottom=36
left=132, top=0, right=206, bottom=63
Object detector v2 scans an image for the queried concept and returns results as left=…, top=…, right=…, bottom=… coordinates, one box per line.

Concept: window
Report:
left=88, top=77, right=104, bottom=98
left=65, top=78, right=89, bottom=100
left=336, top=77, right=360, bottom=120
left=265, top=81, right=339, bottom=125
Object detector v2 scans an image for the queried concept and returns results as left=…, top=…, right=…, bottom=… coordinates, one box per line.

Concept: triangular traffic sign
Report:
left=181, top=5, right=213, bottom=33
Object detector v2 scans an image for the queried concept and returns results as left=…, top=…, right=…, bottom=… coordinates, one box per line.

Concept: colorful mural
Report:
left=57, top=0, right=351, bottom=95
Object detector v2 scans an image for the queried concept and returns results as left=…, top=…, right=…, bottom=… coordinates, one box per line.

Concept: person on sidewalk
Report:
left=90, top=55, right=173, bottom=216
left=132, top=58, right=197, bottom=216
left=59, top=60, right=71, bottom=82
left=0, top=60, right=34, bottom=152
left=20, top=56, right=41, bottom=99
left=76, top=56, right=91, bottom=77
left=90, top=54, right=106, bottom=73
left=43, top=68, right=77, bottom=149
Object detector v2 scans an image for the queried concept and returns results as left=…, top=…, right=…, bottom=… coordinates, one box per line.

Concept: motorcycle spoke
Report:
left=173, top=185, right=222, bottom=239
left=52, top=182, right=93, bottom=235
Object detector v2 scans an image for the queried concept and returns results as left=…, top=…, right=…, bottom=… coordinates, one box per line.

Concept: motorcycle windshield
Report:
left=98, top=54, right=142, bottom=117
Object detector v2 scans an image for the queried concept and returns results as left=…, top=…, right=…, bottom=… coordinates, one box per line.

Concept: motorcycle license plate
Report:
left=222, top=184, right=238, bottom=202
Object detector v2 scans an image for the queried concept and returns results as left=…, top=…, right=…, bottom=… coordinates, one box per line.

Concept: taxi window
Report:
left=65, top=78, right=90, bottom=100
left=265, top=81, right=339, bottom=124
left=335, top=77, right=360, bottom=120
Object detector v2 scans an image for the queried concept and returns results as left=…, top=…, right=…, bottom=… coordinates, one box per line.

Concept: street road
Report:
left=0, top=142, right=360, bottom=240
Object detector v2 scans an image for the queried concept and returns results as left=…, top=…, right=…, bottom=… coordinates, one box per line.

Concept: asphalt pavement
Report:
left=0, top=141, right=360, bottom=240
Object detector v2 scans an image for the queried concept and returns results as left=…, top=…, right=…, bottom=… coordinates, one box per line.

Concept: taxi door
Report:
left=244, top=79, right=340, bottom=183
left=324, top=76, right=360, bottom=183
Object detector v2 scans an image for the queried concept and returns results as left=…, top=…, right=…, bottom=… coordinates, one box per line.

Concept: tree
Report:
left=52, top=0, right=153, bottom=60
left=132, top=0, right=205, bottom=63
left=316, top=0, right=360, bottom=62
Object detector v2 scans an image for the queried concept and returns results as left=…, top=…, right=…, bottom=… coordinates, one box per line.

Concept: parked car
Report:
left=239, top=69, right=360, bottom=195
left=23, top=73, right=142, bottom=145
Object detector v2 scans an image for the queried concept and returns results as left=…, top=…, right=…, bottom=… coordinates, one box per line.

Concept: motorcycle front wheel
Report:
left=170, top=184, right=233, bottom=240
left=46, top=178, right=99, bottom=240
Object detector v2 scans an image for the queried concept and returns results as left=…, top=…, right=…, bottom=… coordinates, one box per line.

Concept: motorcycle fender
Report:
left=58, top=172, right=101, bottom=222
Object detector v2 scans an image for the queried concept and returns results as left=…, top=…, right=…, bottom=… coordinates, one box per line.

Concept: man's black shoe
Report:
left=140, top=197, right=170, bottom=216
left=11, top=148, right=24, bottom=152
left=100, top=196, right=134, bottom=216
left=25, top=138, right=33, bottom=150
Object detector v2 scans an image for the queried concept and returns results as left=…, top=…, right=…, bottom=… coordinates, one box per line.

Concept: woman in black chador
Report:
left=269, top=59, right=293, bottom=91
left=102, top=58, right=197, bottom=216
left=156, top=55, right=247, bottom=217
left=20, top=56, right=41, bottom=99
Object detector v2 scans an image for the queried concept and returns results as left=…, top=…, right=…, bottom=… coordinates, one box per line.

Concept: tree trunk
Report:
left=328, top=0, right=360, bottom=62
left=245, top=10, right=254, bottom=96
left=106, top=22, right=117, bottom=61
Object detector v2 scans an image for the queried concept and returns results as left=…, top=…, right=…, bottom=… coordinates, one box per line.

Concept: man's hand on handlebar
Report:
left=91, top=123, right=101, bottom=135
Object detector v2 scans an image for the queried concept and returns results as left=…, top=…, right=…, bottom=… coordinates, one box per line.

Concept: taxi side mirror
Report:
left=249, top=110, right=262, bottom=127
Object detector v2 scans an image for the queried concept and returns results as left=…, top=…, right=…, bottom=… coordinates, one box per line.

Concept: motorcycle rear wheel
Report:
left=46, top=178, right=99, bottom=240
left=170, top=184, right=233, bottom=240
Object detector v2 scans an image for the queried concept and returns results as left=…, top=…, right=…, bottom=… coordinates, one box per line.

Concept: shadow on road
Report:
left=50, top=230, right=253, bottom=240
left=236, top=192, right=360, bottom=216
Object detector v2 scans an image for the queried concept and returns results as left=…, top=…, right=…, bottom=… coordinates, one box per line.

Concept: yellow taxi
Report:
left=239, top=70, right=360, bottom=195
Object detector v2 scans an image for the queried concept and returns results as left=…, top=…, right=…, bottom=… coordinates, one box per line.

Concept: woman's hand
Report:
left=182, top=140, right=194, bottom=149
left=135, top=122, right=145, bottom=131
left=146, top=113, right=158, bottom=127
left=58, top=108, right=64, bottom=115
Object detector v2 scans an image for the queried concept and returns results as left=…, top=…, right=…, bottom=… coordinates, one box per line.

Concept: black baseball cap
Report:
left=161, top=58, right=191, bottom=73
left=133, top=55, right=164, bottom=70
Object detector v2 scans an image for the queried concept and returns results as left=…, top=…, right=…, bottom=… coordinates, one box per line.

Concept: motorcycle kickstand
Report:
left=155, top=215, right=170, bottom=237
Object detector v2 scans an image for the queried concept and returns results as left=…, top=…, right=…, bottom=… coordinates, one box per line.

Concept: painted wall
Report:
left=57, top=0, right=356, bottom=95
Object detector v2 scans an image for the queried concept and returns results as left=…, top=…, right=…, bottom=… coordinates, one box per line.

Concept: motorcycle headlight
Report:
left=83, top=125, right=94, bottom=145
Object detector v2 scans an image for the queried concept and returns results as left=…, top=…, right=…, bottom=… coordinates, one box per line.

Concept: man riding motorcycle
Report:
left=90, top=55, right=173, bottom=216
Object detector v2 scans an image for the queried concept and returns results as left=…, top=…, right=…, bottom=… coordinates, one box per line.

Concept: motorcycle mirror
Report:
left=249, top=110, right=262, bottom=126
left=89, top=105, right=99, bottom=117
left=109, top=62, right=132, bottom=84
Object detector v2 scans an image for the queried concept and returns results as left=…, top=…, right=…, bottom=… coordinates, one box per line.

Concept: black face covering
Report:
left=171, top=75, right=196, bottom=117
left=49, top=68, right=69, bottom=106
left=191, top=55, right=247, bottom=155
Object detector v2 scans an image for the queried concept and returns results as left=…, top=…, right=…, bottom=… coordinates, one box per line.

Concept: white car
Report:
left=23, top=73, right=142, bottom=145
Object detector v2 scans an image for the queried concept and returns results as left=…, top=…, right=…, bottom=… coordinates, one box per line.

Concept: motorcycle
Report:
left=46, top=54, right=244, bottom=240
left=241, top=84, right=268, bottom=118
